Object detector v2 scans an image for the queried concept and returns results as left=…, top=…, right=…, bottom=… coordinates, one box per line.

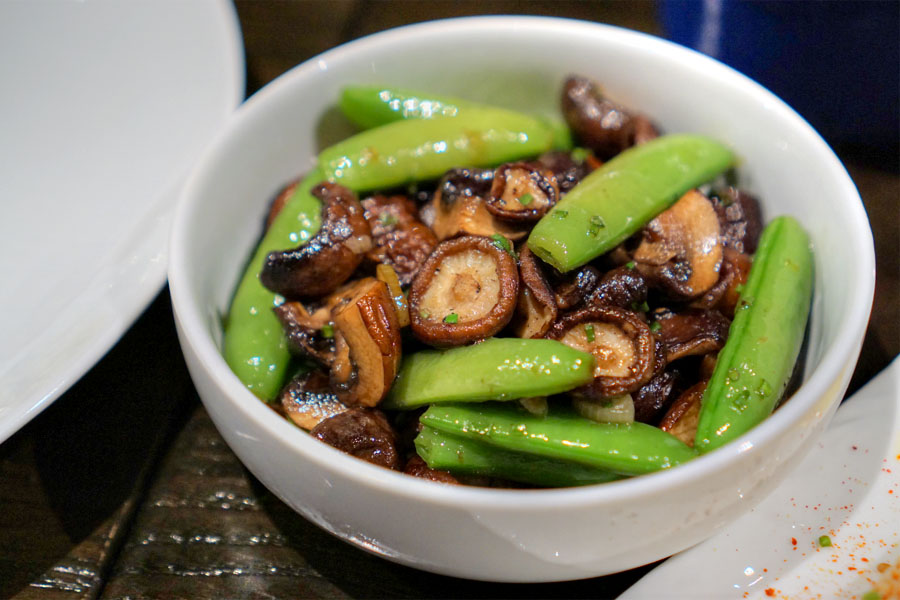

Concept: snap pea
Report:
left=318, top=107, right=556, bottom=192
left=421, top=402, right=697, bottom=476
left=694, top=216, right=813, bottom=452
left=338, top=85, right=573, bottom=150
left=223, top=169, right=324, bottom=401
left=381, top=338, right=595, bottom=410
left=527, top=134, right=735, bottom=272
left=415, top=426, right=621, bottom=487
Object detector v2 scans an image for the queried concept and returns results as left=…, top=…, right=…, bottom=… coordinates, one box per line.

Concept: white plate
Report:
left=0, top=0, right=244, bottom=442
left=622, top=358, right=900, bottom=599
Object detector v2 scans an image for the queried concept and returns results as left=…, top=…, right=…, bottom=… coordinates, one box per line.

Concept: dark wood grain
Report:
left=1, top=1, right=896, bottom=599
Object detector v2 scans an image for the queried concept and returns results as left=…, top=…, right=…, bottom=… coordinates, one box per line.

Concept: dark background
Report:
left=1, top=2, right=896, bottom=598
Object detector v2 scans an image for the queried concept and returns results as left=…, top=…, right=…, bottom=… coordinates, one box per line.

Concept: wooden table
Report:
left=2, top=2, right=897, bottom=598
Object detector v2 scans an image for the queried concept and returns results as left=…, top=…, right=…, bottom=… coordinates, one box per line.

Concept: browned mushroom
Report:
left=311, top=408, right=400, bottom=469
left=329, top=277, right=402, bottom=407
left=535, top=151, right=591, bottom=195
left=360, top=194, right=437, bottom=286
left=660, top=381, right=707, bottom=447
left=409, top=235, right=519, bottom=346
left=428, top=168, right=527, bottom=241
left=273, top=301, right=335, bottom=366
left=632, top=369, right=680, bottom=425
left=261, top=182, right=372, bottom=299
left=586, top=265, right=649, bottom=311
left=690, top=248, right=753, bottom=318
left=561, top=75, right=659, bottom=160
left=546, top=305, right=656, bottom=399
left=711, top=186, right=764, bottom=254
left=552, top=265, right=601, bottom=311
left=279, top=370, right=348, bottom=430
left=651, top=307, right=731, bottom=363
left=632, top=189, right=723, bottom=299
left=511, top=245, right=558, bottom=339
left=486, top=162, right=559, bottom=221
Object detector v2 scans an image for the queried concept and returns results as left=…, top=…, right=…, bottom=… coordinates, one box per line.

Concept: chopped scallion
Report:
left=518, top=192, right=534, bottom=206
left=443, top=313, right=459, bottom=324
left=818, top=535, right=832, bottom=547
left=585, top=324, right=595, bottom=342
left=321, top=324, right=334, bottom=339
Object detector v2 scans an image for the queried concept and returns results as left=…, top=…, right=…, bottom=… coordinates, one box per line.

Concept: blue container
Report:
left=660, top=0, right=899, bottom=151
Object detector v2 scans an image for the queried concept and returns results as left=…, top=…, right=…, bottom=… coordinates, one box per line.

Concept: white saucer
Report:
left=622, top=359, right=900, bottom=599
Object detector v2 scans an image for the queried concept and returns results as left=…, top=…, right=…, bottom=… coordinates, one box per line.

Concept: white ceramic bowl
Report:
left=169, top=17, right=875, bottom=582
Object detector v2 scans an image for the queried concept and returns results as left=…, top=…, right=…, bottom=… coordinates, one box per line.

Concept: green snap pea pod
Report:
left=527, top=134, right=735, bottom=272
left=381, top=338, right=595, bottom=410
left=415, top=426, right=621, bottom=487
left=339, top=86, right=466, bottom=129
left=223, top=169, right=324, bottom=401
left=338, top=85, right=573, bottom=150
left=422, top=402, right=697, bottom=476
left=694, top=216, right=813, bottom=452
left=318, top=107, right=555, bottom=192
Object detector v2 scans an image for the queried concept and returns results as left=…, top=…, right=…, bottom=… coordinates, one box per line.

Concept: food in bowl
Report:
left=222, top=75, right=813, bottom=488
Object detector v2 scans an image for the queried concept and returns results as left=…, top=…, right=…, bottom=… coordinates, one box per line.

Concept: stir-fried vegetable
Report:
left=222, top=77, right=813, bottom=487
left=694, top=216, right=813, bottom=451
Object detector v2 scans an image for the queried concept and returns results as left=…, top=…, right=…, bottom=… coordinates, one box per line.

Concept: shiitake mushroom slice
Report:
left=486, top=162, right=559, bottom=222
left=409, top=235, right=519, bottom=346
left=261, top=182, right=372, bottom=299
left=561, top=75, right=659, bottom=160
left=511, top=245, right=558, bottom=339
left=631, top=189, right=723, bottom=299
left=546, top=305, right=656, bottom=399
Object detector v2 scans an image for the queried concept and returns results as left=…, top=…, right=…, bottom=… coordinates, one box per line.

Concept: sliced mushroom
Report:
left=361, top=194, right=437, bottom=286
left=632, top=189, right=723, bottom=299
left=486, top=162, right=559, bottom=221
left=586, top=265, right=649, bottom=310
left=632, top=369, right=680, bottom=425
left=651, top=307, right=731, bottom=363
left=690, top=248, right=753, bottom=318
left=535, top=151, right=590, bottom=195
left=409, top=235, right=519, bottom=346
left=511, top=245, right=558, bottom=339
left=546, top=305, right=656, bottom=399
left=261, top=182, right=373, bottom=299
left=660, top=381, right=707, bottom=447
left=711, top=186, right=764, bottom=254
left=428, top=168, right=527, bottom=241
left=279, top=370, right=348, bottom=430
left=311, top=407, right=400, bottom=470
left=273, top=301, right=335, bottom=366
left=561, top=75, right=659, bottom=160
left=329, top=277, right=402, bottom=407
left=552, top=265, right=601, bottom=311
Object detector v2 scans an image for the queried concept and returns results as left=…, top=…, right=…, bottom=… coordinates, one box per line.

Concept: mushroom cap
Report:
left=329, top=277, right=402, bottom=407
left=547, top=305, right=656, bottom=398
left=409, top=235, right=519, bottom=347
left=486, top=162, right=559, bottom=222
left=261, top=182, right=372, bottom=299
left=511, top=245, right=558, bottom=339
left=632, top=189, right=723, bottom=299
left=429, top=168, right=527, bottom=241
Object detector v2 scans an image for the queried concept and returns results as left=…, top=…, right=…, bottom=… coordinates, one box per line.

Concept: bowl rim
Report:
left=169, top=15, right=876, bottom=510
